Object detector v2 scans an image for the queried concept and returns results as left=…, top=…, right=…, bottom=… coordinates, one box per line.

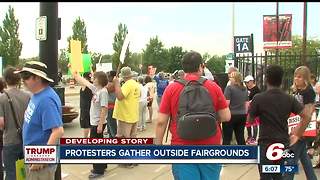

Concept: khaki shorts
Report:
left=116, top=121, right=137, bottom=138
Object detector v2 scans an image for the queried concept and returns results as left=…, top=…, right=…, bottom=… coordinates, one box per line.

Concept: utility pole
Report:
left=39, top=3, right=62, bottom=180
left=40, top=2, right=58, bottom=85
left=276, top=2, right=279, bottom=63
left=232, top=3, right=237, bottom=68
left=302, top=2, right=307, bottom=66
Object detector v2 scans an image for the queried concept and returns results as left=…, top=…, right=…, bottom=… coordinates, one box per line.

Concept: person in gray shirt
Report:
left=223, top=71, right=248, bottom=145
left=0, top=67, right=30, bottom=180
left=73, top=71, right=109, bottom=179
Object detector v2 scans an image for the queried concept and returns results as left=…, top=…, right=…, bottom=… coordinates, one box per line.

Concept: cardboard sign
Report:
left=96, top=63, right=112, bottom=73
left=70, top=40, right=83, bottom=72
left=120, top=34, right=130, bottom=64
left=82, top=54, right=92, bottom=73
left=287, top=112, right=317, bottom=137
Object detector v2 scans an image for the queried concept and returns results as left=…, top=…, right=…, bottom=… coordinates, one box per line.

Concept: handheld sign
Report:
left=120, top=35, right=130, bottom=64
left=288, top=113, right=317, bottom=137
left=116, top=34, right=130, bottom=76
left=70, top=40, right=83, bottom=72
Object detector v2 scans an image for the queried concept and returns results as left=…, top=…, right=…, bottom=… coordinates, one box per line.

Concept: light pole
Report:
left=39, top=3, right=62, bottom=180
left=276, top=2, right=279, bottom=63
left=302, top=2, right=307, bottom=66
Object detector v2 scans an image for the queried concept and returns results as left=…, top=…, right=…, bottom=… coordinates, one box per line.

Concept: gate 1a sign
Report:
left=234, top=36, right=252, bottom=53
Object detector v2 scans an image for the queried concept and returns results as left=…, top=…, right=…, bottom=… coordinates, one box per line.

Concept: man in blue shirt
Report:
left=16, top=61, right=64, bottom=180
left=154, top=72, right=169, bottom=106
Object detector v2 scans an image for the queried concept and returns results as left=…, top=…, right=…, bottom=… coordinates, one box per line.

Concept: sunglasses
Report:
left=20, top=72, right=33, bottom=80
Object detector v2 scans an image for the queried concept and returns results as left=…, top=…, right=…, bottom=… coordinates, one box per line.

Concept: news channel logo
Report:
left=266, top=143, right=294, bottom=161
left=24, top=146, right=57, bottom=163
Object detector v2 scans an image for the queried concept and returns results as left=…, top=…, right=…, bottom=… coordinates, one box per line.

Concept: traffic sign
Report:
left=226, top=53, right=234, bottom=60
left=36, top=16, right=47, bottom=41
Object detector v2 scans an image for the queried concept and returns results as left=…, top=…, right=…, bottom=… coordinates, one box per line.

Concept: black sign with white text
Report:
left=234, top=36, right=252, bottom=53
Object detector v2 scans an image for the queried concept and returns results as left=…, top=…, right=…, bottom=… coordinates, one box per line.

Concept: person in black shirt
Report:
left=244, top=75, right=261, bottom=144
left=291, top=66, right=317, bottom=179
left=248, top=65, right=310, bottom=180
left=80, top=72, right=93, bottom=138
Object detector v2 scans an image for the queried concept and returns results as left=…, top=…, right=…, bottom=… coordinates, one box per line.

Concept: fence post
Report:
left=251, top=33, right=255, bottom=77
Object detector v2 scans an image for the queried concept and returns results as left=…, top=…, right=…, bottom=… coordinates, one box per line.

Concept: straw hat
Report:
left=15, top=61, right=54, bottom=82
left=120, top=66, right=133, bottom=78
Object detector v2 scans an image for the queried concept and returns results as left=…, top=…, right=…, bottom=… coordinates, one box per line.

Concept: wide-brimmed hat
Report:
left=120, top=66, right=133, bottom=78
left=15, top=61, right=54, bottom=82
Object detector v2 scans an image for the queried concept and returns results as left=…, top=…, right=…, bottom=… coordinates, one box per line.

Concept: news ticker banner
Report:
left=24, top=138, right=259, bottom=164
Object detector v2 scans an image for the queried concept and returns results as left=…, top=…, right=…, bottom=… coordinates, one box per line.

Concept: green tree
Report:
left=167, top=46, right=185, bottom=73
left=58, top=49, right=69, bottom=74
left=67, top=17, right=88, bottom=53
left=206, top=55, right=226, bottom=73
left=0, top=6, right=22, bottom=67
left=128, top=53, right=142, bottom=73
left=18, top=56, right=39, bottom=69
left=111, top=23, right=129, bottom=70
left=142, top=36, right=168, bottom=72
left=268, top=35, right=320, bottom=55
left=202, top=52, right=211, bottom=63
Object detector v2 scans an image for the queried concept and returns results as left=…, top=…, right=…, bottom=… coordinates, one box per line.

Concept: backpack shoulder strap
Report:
left=198, top=77, right=207, bottom=85
left=174, top=79, right=188, bottom=86
left=3, top=91, right=21, bottom=130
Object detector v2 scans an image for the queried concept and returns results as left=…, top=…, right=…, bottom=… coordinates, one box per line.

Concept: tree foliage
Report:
left=269, top=35, right=320, bottom=55
left=67, top=17, right=88, bottom=53
left=167, top=46, right=185, bottom=73
left=58, top=49, right=69, bottom=74
left=128, top=52, right=142, bottom=73
left=0, top=6, right=22, bottom=67
left=142, top=36, right=168, bottom=72
left=206, top=55, right=226, bottom=74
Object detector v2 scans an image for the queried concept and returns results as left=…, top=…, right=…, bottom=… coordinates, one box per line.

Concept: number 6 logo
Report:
left=266, top=143, right=285, bottom=161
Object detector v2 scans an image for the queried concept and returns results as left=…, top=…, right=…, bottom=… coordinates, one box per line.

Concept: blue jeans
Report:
left=3, top=143, right=24, bottom=180
left=106, top=109, right=117, bottom=138
left=172, top=163, right=222, bottom=180
left=157, top=96, right=162, bottom=107
left=284, top=139, right=317, bottom=180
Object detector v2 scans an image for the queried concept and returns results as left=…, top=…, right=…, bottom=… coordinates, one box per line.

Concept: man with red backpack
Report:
left=155, top=51, right=231, bottom=180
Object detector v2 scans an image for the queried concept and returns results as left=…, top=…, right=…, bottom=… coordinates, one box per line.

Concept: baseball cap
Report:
left=244, top=75, right=254, bottom=82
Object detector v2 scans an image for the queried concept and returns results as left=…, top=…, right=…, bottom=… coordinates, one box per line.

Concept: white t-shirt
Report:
left=140, top=84, right=148, bottom=103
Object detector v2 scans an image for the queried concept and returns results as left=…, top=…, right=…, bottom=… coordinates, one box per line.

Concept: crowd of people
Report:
left=0, top=50, right=319, bottom=180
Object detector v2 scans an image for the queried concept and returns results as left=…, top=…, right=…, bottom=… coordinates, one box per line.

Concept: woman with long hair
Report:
left=290, top=66, right=317, bottom=179
left=223, top=71, right=248, bottom=145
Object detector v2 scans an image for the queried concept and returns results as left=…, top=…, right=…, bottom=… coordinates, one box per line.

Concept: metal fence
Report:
left=236, top=52, right=320, bottom=92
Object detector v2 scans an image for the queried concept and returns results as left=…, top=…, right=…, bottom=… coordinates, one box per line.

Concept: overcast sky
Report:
left=0, top=2, right=319, bottom=58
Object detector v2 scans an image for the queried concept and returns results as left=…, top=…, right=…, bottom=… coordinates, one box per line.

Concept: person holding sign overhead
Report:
left=73, top=70, right=109, bottom=179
